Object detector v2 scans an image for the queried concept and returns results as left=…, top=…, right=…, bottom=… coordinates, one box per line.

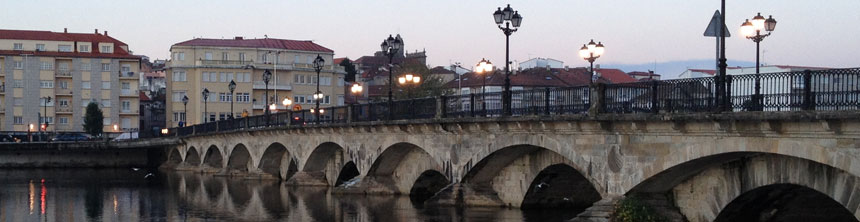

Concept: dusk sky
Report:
left=3, top=0, right=859, bottom=76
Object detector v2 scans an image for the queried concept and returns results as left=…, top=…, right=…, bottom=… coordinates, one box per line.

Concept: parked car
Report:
left=113, top=132, right=139, bottom=141
left=0, top=135, right=15, bottom=142
left=51, top=133, right=91, bottom=142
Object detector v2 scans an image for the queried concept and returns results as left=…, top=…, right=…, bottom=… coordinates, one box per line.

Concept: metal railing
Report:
left=167, top=68, right=860, bottom=137
left=200, top=59, right=254, bottom=66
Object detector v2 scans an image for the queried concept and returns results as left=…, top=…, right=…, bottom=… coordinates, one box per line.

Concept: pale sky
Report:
left=3, top=0, right=859, bottom=72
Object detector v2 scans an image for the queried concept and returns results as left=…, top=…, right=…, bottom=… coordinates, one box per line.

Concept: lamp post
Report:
left=475, top=59, right=494, bottom=115
left=578, top=40, right=605, bottom=84
left=312, top=55, right=325, bottom=124
left=350, top=83, right=363, bottom=104
left=397, top=73, right=422, bottom=98
left=380, top=34, right=403, bottom=120
left=202, top=88, right=209, bottom=123
left=228, top=80, right=236, bottom=119
left=182, top=95, right=188, bottom=126
left=493, top=4, right=522, bottom=116
left=41, top=96, right=51, bottom=132
left=741, top=13, right=777, bottom=111
left=262, top=70, right=272, bottom=116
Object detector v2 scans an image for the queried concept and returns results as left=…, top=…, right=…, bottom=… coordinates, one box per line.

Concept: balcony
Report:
left=197, top=59, right=254, bottom=68
left=120, top=89, right=138, bottom=97
left=120, top=110, right=138, bottom=115
left=56, top=106, right=73, bottom=114
left=0, top=84, right=5, bottom=94
left=55, top=88, right=73, bottom=96
left=252, top=81, right=292, bottom=90
left=56, top=70, right=73, bottom=78
left=119, top=71, right=137, bottom=79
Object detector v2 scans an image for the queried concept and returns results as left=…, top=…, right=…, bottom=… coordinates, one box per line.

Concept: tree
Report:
left=339, top=58, right=358, bottom=82
left=83, top=102, right=104, bottom=137
left=392, top=61, right=454, bottom=100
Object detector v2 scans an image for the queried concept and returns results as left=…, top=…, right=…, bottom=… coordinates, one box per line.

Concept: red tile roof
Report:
left=627, top=71, right=661, bottom=77
left=139, top=91, right=151, bottom=101
left=688, top=69, right=716, bottom=75
left=0, top=29, right=138, bottom=59
left=596, top=68, right=638, bottom=83
left=173, top=38, right=333, bottom=53
left=333, top=57, right=348, bottom=65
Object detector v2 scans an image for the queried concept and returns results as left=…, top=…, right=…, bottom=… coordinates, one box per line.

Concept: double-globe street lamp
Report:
left=578, top=39, right=605, bottom=84
left=312, top=55, right=325, bottom=124
left=741, top=13, right=777, bottom=111
left=492, top=4, right=522, bottom=116
left=380, top=35, right=403, bottom=120
left=475, top=59, right=494, bottom=114
left=202, top=88, right=210, bottom=123
left=41, top=96, right=52, bottom=132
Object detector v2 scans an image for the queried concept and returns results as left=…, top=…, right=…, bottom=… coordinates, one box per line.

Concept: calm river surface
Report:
left=0, top=169, right=578, bottom=222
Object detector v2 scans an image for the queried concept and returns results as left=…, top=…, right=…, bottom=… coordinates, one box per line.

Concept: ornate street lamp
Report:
left=313, top=54, right=325, bottom=124
left=381, top=34, right=403, bottom=119
left=493, top=4, right=522, bottom=116
left=228, top=80, right=236, bottom=119
left=476, top=59, right=494, bottom=114
left=397, top=74, right=421, bottom=98
left=182, top=95, right=189, bottom=125
left=741, top=12, right=777, bottom=111
left=41, top=96, right=51, bottom=132
left=262, top=69, right=272, bottom=116
left=202, top=88, right=209, bottom=123
left=579, top=39, right=605, bottom=84
left=350, top=82, right=363, bottom=104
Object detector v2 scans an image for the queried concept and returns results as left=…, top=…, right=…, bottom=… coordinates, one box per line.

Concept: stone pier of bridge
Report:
left=161, top=111, right=860, bottom=221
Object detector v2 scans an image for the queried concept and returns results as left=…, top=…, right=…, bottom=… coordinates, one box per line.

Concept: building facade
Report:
left=0, top=29, right=140, bottom=132
left=165, top=37, right=344, bottom=127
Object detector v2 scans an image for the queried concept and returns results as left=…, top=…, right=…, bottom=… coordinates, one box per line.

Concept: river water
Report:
left=0, top=169, right=579, bottom=222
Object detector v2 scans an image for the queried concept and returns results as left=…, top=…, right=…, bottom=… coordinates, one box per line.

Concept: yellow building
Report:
left=0, top=29, right=140, bottom=133
left=166, top=37, right=345, bottom=127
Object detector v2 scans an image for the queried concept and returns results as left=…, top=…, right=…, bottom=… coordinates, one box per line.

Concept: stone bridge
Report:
left=162, top=111, right=860, bottom=221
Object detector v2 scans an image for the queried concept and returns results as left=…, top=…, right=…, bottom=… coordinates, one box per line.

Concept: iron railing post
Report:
left=651, top=80, right=659, bottom=113
left=438, top=96, right=446, bottom=119
left=470, top=93, right=476, bottom=117
left=544, top=88, right=551, bottom=115
left=726, top=75, right=733, bottom=112
left=803, top=69, right=813, bottom=111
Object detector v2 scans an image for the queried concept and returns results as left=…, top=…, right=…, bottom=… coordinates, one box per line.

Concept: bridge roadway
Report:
left=162, top=110, right=860, bottom=221
left=0, top=138, right=179, bottom=167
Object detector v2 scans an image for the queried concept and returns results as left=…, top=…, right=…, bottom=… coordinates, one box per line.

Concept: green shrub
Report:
left=615, top=196, right=667, bottom=222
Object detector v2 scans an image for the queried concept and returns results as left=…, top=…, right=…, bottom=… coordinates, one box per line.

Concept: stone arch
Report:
left=257, top=142, right=296, bottom=180
left=629, top=152, right=860, bottom=222
left=455, top=144, right=602, bottom=208
left=715, top=184, right=858, bottom=222
left=410, top=170, right=451, bottom=205
left=226, top=144, right=252, bottom=172
left=335, top=161, right=360, bottom=186
left=202, top=145, right=224, bottom=169
left=521, top=164, right=601, bottom=210
left=166, top=147, right=183, bottom=166
left=185, top=146, right=201, bottom=166
left=365, top=142, right=444, bottom=194
left=300, top=142, right=348, bottom=186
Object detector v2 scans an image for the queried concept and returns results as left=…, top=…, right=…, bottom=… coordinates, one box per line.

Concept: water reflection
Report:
left=0, top=169, right=576, bottom=222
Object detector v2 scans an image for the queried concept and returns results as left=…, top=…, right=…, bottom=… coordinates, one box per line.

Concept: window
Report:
left=59, top=99, right=69, bottom=107
left=13, top=98, right=22, bottom=106
left=82, top=81, right=91, bottom=89
left=220, top=72, right=227, bottom=82
left=121, top=82, right=130, bottom=90
left=121, top=101, right=131, bottom=111
left=102, top=81, right=111, bottom=89
left=294, top=55, right=301, bottom=63
left=208, top=113, right=216, bottom=122
left=39, top=117, right=53, bottom=124
left=236, top=93, right=250, bottom=102
left=59, top=81, right=68, bottom=89
left=13, top=43, right=23, bottom=50
left=205, top=52, right=213, bottom=60
left=36, top=44, right=45, bottom=51
left=173, top=71, right=186, bottom=82
left=40, top=62, right=53, bottom=70
left=40, top=81, right=54, bottom=88
left=262, top=54, right=268, bottom=63
left=14, top=61, right=23, bottom=69
left=80, top=45, right=90, bottom=52
left=222, top=52, right=228, bottom=61
left=58, top=45, right=72, bottom=52
left=307, top=56, right=313, bottom=64
left=173, top=112, right=186, bottom=122
left=103, top=118, right=111, bottom=126
left=13, top=80, right=23, bottom=88
left=59, top=117, right=69, bottom=125
left=13, top=116, right=23, bottom=125
left=219, top=93, right=227, bottom=102
left=81, top=63, right=91, bottom=71
left=227, top=73, right=234, bottom=82
left=219, top=113, right=226, bottom=120
left=211, top=72, right=219, bottom=82
left=338, top=95, right=345, bottom=106
left=239, top=53, right=245, bottom=61
left=102, top=63, right=110, bottom=71
left=58, top=63, right=69, bottom=71
left=173, top=52, right=186, bottom=61
left=244, top=73, right=251, bottom=82
left=101, top=45, right=112, bottom=53
left=324, top=95, right=330, bottom=104
left=202, top=72, right=210, bottom=82
left=172, top=91, right=187, bottom=102
left=321, top=77, right=331, bottom=86
left=102, top=99, right=111, bottom=107
left=121, top=64, right=131, bottom=73
left=338, top=77, right=345, bottom=86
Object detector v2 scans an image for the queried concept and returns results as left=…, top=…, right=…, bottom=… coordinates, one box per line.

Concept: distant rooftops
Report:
left=0, top=28, right=138, bottom=59
left=173, top=37, right=333, bottom=53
